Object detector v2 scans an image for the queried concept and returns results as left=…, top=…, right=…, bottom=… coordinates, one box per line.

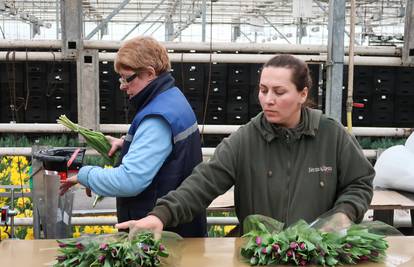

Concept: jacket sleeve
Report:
left=77, top=117, right=172, bottom=197
left=149, top=132, right=240, bottom=227
left=332, top=126, right=375, bottom=223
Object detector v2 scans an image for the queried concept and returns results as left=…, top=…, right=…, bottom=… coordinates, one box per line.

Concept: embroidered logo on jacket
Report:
left=308, top=166, right=333, bottom=174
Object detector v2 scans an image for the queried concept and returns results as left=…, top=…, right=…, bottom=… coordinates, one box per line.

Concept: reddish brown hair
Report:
left=114, top=36, right=170, bottom=75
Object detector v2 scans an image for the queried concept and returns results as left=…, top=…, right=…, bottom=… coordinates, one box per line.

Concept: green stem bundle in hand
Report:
left=57, top=115, right=118, bottom=166
left=57, top=115, right=120, bottom=206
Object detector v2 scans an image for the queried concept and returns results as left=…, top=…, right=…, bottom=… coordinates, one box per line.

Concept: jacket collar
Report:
left=129, top=72, right=175, bottom=112
left=252, top=107, right=322, bottom=143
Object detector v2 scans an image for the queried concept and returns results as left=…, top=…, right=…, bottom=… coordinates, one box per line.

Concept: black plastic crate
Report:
left=208, top=63, right=228, bottom=81
left=100, top=87, right=115, bottom=100
left=372, top=67, right=396, bottom=95
left=27, top=73, right=47, bottom=87
left=250, top=64, right=262, bottom=86
left=170, top=63, right=183, bottom=85
left=396, top=82, right=414, bottom=96
left=355, top=66, right=373, bottom=77
left=25, top=109, right=47, bottom=123
left=394, top=111, right=414, bottom=126
left=227, top=103, right=249, bottom=124
left=352, top=109, right=372, bottom=126
left=228, top=84, right=250, bottom=98
left=396, top=67, right=414, bottom=80
left=182, top=84, right=204, bottom=97
left=228, top=64, right=250, bottom=85
left=206, top=99, right=226, bottom=113
left=100, top=106, right=115, bottom=124
left=0, top=63, right=25, bottom=81
left=182, top=63, right=204, bottom=84
left=354, top=79, right=373, bottom=95
left=47, top=107, right=70, bottom=122
left=205, top=111, right=226, bottom=124
left=371, top=111, right=394, bottom=127
left=206, top=80, right=226, bottom=99
left=47, top=83, right=71, bottom=97
left=228, top=102, right=249, bottom=113
left=48, top=72, right=70, bottom=84
left=27, top=62, right=48, bottom=73
left=227, top=113, right=249, bottom=124
left=372, top=102, right=394, bottom=113
left=99, top=61, right=115, bottom=72
left=0, top=84, right=25, bottom=102
left=0, top=106, right=25, bottom=123
left=372, top=94, right=394, bottom=112
left=228, top=93, right=248, bottom=103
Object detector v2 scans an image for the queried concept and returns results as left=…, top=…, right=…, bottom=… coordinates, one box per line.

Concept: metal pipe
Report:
left=0, top=147, right=383, bottom=160
left=0, top=40, right=62, bottom=49
left=0, top=51, right=65, bottom=61
left=346, top=0, right=356, bottom=133
left=0, top=123, right=412, bottom=136
left=0, top=51, right=403, bottom=66
left=0, top=40, right=401, bottom=56
left=13, top=215, right=411, bottom=227
left=13, top=216, right=239, bottom=226
left=83, top=41, right=400, bottom=56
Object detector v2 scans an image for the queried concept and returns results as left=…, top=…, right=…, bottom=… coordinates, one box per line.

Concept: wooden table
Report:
left=370, top=189, right=414, bottom=227
left=1, top=237, right=414, bottom=267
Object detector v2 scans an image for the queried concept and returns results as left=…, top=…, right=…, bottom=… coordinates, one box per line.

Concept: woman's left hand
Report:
left=59, top=175, right=90, bottom=196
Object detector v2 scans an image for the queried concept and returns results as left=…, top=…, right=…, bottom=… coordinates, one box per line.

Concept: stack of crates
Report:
left=394, top=67, right=414, bottom=126
left=99, top=61, right=117, bottom=123
left=227, top=64, right=250, bottom=124
left=46, top=62, right=74, bottom=122
left=371, top=67, right=395, bottom=126
left=0, top=62, right=26, bottom=122
left=205, top=63, right=227, bottom=124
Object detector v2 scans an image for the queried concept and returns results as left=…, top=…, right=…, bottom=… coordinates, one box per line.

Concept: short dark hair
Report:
left=263, top=54, right=312, bottom=92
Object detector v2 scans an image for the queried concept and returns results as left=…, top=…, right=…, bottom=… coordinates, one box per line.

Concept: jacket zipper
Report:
left=285, top=134, right=291, bottom=225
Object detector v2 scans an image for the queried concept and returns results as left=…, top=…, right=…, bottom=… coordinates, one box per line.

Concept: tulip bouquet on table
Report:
left=240, top=214, right=394, bottom=266
left=54, top=231, right=169, bottom=267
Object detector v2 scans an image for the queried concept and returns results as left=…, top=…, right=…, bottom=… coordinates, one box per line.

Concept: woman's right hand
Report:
left=115, top=215, right=164, bottom=238
left=106, top=135, right=124, bottom=156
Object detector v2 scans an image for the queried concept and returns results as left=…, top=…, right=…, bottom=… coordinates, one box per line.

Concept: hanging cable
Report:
left=6, top=51, right=18, bottom=122
left=200, top=0, right=214, bottom=144
left=24, top=49, right=30, bottom=110
left=46, top=50, right=58, bottom=97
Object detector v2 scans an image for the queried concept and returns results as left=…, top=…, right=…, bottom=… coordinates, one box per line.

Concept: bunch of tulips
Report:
left=241, top=218, right=388, bottom=266
left=54, top=231, right=168, bottom=267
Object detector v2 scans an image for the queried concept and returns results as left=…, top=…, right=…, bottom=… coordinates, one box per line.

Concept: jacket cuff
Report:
left=77, top=166, right=95, bottom=188
left=333, top=203, right=357, bottom=222
left=148, top=205, right=173, bottom=227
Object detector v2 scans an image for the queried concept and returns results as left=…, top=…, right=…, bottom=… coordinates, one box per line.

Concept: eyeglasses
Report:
left=119, top=72, right=138, bottom=85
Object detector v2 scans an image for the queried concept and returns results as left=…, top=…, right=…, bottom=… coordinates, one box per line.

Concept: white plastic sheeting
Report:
left=373, top=132, right=414, bottom=192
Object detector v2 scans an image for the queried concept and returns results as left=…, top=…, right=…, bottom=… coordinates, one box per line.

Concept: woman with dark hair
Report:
left=116, top=54, right=374, bottom=235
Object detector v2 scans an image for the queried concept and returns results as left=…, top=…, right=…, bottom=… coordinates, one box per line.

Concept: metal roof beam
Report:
left=121, top=0, right=168, bottom=41
left=403, top=0, right=414, bottom=65
left=259, top=13, right=291, bottom=44
left=85, top=0, right=131, bottom=40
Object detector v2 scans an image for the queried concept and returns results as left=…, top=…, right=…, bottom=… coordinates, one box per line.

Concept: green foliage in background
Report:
left=356, top=137, right=406, bottom=149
